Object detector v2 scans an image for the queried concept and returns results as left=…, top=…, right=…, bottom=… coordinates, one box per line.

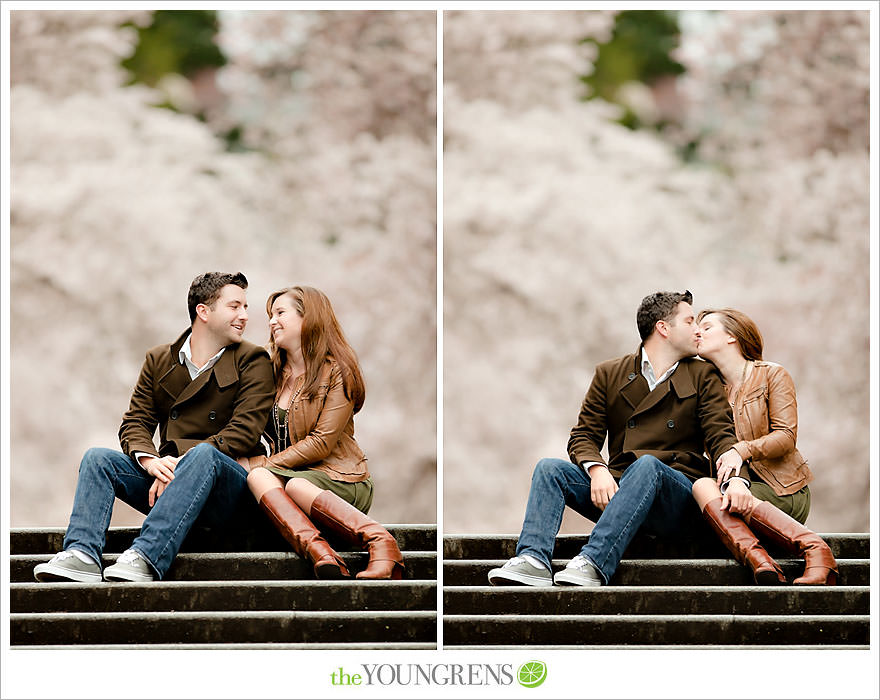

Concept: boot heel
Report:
left=794, top=567, right=838, bottom=586
left=754, top=565, right=787, bottom=586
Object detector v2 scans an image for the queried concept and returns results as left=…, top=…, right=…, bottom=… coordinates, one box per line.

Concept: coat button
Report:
left=217, top=436, right=224, bottom=444
left=170, top=410, right=179, bottom=420
left=628, top=373, right=636, bottom=380
left=627, top=419, right=635, bottom=429
left=667, top=420, right=675, bottom=428
left=209, top=411, right=216, bottom=420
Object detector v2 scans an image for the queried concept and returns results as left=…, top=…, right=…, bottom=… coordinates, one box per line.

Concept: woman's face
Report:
left=268, top=293, right=304, bottom=353
left=697, top=313, right=738, bottom=359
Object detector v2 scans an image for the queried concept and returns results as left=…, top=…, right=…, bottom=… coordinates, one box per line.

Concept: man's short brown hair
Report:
left=187, top=272, right=248, bottom=323
left=636, top=290, right=693, bottom=341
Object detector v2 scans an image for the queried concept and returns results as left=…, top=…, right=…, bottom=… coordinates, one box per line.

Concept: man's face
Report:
left=203, top=284, right=248, bottom=345
left=664, top=301, right=699, bottom=358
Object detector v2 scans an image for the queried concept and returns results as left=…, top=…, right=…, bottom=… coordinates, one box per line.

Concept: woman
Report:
left=693, top=307, right=836, bottom=585
left=241, top=286, right=404, bottom=580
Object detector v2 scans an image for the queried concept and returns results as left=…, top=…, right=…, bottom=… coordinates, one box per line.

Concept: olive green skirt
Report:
left=269, top=468, right=374, bottom=514
left=750, top=482, right=811, bottom=524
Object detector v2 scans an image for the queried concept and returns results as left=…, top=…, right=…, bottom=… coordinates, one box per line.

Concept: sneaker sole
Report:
left=34, top=564, right=103, bottom=584
left=103, top=566, right=154, bottom=583
left=487, top=569, right=553, bottom=587
left=553, top=570, right=603, bottom=587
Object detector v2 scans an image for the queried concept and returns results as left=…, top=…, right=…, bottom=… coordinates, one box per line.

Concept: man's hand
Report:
left=140, top=456, right=179, bottom=507
left=721, top=478, right=754, bottom=516
left=715, top=448, right=744, bottom=486
left=588, top=464, right=618, bottom=511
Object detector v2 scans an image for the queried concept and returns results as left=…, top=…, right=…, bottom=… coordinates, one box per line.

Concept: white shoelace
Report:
left=51, top=551, right=76, bottom=563
left=566, top=555, right=590, bottom=570
left=505, top=555, right=548, bottom=572
left=117, top=550, right=143, bottom=566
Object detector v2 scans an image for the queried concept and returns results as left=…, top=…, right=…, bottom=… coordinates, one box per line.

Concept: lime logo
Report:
left=517, top=660, right=547, bottom=688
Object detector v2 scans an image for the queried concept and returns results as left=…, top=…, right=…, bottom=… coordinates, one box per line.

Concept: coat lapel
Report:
left=169, top=337, right=242, bottom=408
left=619, top=351, right=648, bottom=410
left=159, top=330, right=193, bottom=401
left=630, top=360, right=698, bottom=417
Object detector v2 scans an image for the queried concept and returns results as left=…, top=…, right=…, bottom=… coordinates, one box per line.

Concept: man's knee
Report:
left=176, top=443, right=225, bottom=480
left=185, top=442, right=221, bottom=460
left=622, top=455, right=667, bottom=483
left=533, top=457, right=567, bottom=481
left=79, top=447, right=120, bottom=473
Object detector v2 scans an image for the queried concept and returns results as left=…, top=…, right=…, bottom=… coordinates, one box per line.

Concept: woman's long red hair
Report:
left=266, top=286, right=365, bottom=413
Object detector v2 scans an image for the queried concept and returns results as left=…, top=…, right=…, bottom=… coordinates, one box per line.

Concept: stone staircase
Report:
left=10, top=522, right=437, bottom=649
left=443, top=531, right=869, bottom=648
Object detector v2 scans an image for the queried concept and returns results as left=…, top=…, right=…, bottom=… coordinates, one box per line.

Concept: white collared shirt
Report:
left=179, top=332, right=226, bottom=380
left=641, top=347, right=679, bottom=392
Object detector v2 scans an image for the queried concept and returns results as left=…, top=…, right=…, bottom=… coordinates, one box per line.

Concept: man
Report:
left=489, top=290, right=748, bottom=587
left=34, top=272, right=275, bottom=583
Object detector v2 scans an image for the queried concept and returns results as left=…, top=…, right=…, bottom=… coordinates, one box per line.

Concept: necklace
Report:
left=729, top=360, right=750, bottom=408
left=273, top=372, right=303, bottom=452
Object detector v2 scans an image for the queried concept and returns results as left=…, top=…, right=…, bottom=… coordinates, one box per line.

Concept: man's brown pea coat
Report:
left=118, top=329, right=275, bottom=460
left=567, top=348, right=742, bottom=482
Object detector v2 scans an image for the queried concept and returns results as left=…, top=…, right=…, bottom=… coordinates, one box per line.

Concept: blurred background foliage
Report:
left=121, top=10, right=226, bottom=88
left=581, top=10, right=686, bottom=132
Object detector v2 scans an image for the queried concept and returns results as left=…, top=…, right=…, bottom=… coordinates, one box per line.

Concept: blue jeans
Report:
left=63, top=443, right=249, bottom=579
left=515, top=455, right=700, bottom=584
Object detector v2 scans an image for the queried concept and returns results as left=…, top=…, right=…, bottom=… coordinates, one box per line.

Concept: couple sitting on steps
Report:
left=35, top=272, right=403, bottom=584
left=489, top=290, right=836, bottom=588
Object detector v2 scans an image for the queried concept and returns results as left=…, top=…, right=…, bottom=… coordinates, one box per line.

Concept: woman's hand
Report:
left=589, top=464, right=619, bottom=511
left=721, top=478, right=754, bottom=517
left=236, top=456, right=251, bottom=471
left=715, top=448, right=744, bottom=486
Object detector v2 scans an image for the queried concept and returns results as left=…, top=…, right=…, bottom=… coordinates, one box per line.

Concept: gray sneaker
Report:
left=488, top=556, right=553, bottom=587
left=103, top=549, right=155, bottom=582
left=553, top=555, right=603, bottom=586
left=34, top=550, right=103, bottom=583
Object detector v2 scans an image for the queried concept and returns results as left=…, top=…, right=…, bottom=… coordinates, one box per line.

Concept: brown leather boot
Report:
left=309, top=491, right=405, bottom=580
left=259, top=488, right=349, bottom=579
left=747, top=501, right=838, bottom=585
left=702, top=497, right=786, bottom=584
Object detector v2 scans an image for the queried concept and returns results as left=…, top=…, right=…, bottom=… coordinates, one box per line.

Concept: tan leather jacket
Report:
left=729, top=361, right=812, bottom=496
left=257, top=359, right=370, bottom=483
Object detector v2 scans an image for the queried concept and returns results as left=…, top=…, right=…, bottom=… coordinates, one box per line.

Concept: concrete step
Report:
left=444, top=644, right=870, bottom=650
left=13, top=551, right=436, bottom=583
left=443, top=585, right=869, bottom=615
left=24, top=643, right=438, bottom=650
left=12, top=580, right=437, bottom=613
left=442, top=613, right=869, bottom=646
left=11, top=524, right=437, bottom=555
left=11, top=610, right=437, bottom=646
left=444, top=558, right=868, bottom=586
left=443, top=532, right=868, bottom=560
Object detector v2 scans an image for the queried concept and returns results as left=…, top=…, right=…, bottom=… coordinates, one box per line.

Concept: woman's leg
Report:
left=692, top=478, right=785, bottom=585
left=284, top=477, right=325, bottom=513
left=247, top=467, right=349, bottom=578
left=247, top=466, right=286, bottom=501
